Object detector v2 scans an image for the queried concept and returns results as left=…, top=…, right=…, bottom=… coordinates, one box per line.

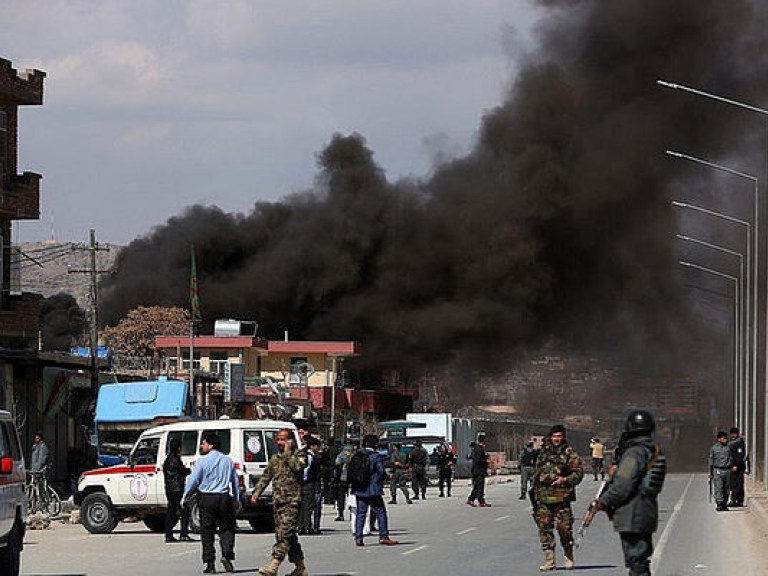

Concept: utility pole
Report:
left=69, top=229, right=111, bottom=397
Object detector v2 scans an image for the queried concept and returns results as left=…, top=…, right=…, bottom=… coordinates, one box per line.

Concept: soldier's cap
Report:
left=548, top=424, right=566, bottom=436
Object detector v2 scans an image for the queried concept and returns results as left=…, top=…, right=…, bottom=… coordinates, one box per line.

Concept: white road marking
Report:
left=495, top=515, right=510, bottom=521
left=456, top=527, right=477, bottom=535
left=167, top=550, right=197, bottom=558
left=651, top=474, right=694, bottom=573
left=402, top=544, right=428, bottom=556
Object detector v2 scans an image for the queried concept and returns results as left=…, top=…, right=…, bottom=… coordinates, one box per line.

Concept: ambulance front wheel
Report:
left=81, top=493, right=118, bottom=534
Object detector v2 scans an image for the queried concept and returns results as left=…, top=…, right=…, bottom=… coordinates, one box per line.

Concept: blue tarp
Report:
left=95, top=378, right=188, bottom=423
left=70, top=346, right=111, bottom=359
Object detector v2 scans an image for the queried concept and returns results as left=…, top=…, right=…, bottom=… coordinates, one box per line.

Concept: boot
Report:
left=258, top=557, right=282, bottom=576
left=289, top=558, right=309, bottom=576
left=539, top=550, right=556, bottom=572
left=564, top=545, right=575, bottom=570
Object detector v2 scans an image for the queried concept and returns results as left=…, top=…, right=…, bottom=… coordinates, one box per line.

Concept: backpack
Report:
left=347, top=450, right=372, bottom=490
left=640, top=444, right=666, bottom=496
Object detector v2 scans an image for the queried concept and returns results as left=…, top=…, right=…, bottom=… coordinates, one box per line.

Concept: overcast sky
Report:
left=4, top=1, right=541, bottom=245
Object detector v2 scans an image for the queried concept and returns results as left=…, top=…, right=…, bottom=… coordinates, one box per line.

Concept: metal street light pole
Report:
left=671, top=201, right=754, bottom=453
left=680, top=260, right=740, bottom=428
left=666, top=150, right=756, bottom=420
left=659, top=79, right=768, bottom=483
left=676, top=234, right=745, bottom=426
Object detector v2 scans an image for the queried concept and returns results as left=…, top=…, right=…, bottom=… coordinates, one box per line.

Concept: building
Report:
left=155, top=328, right=413, bottom=429
left=0, top=58, right=46, bottom=410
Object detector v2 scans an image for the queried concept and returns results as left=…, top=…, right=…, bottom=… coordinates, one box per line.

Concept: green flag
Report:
left=190, top=246, right=202, bottom=323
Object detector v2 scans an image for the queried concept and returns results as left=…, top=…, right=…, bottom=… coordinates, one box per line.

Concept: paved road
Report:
left=20, top=474, right=768, bottom=575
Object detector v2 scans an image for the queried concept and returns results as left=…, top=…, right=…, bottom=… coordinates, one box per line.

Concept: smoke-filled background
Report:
left=99, top=1, right=768, bottom=401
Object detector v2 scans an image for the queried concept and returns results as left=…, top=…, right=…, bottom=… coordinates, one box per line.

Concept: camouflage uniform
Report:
left=533, top=440, right=583, bottom=552
left=252, top=447, right=308, bottom=562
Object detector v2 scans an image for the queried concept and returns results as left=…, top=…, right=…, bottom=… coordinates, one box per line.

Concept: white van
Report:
left=0, top=409, right=26, bottom=575
left=76, top=418, right=300, bottom=534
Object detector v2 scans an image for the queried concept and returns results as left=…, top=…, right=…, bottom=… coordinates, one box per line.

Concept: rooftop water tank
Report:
left=214, top=319, right=258, bottom=337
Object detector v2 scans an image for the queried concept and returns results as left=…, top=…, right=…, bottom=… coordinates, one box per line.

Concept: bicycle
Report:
left=26, top=470, right=61, bottom=517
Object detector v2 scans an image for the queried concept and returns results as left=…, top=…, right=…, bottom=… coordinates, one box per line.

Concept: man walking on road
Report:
left=709, top=431, right=732, bottom=512
left=436, top=443, right=456, bottom=497
left=352, top=434, right=398, bottom=547
left=595, top=410, right=665, bottom=576
left=408, top=440, right=429, bottom=500
left=388, top=443, right=412, bottom=504
left=590, top=438, right=605, bottom=481
left=533, top=424, right=583, bottom=571
left=519, top=440, right=539, bottom=500
left=250, top=428, right=309, bottom=576
left=163, top=438, right=192, bottom=542
left=334, top=441, right=355, bottom=520
left=467, top=434, right=491, bottom=507
left=727, top=427, right=747, bottom=507
left=183, top=432, right=239, bottom=574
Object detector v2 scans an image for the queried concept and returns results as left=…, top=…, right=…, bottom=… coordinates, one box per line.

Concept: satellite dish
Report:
left=296, top=362, right=315, bottom=377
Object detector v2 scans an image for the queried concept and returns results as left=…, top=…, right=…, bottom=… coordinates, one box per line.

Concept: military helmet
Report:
left=625, top=409, right=655, bottom=434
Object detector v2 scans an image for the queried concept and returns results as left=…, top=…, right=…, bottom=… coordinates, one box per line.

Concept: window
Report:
left=0, top=110, right=6, bottom=183
left=166, top=430, right=199, bottom=456
left=263, top=430, right=282, bottom=457
left=98, top=426, right=143, bottom=458
left=181, top=351, right=201, bottom=371
left=209, top=351, right=229, bottom=375
left=289, top=357, right=308, bottom=384
left=0, top=423, right=9, bottom=458
left=244, top=430, right=266, bottom=463
left=4, top=424, right=21, bottom=459
left=200, top=429, right=230, bottom=455
left=132, top=436, right=161, bottom=465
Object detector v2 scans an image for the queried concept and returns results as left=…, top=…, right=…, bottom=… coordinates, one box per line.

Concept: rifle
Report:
left=575, top=480, right=607, bottom=549
left=708, top=473, right=712, bottom=504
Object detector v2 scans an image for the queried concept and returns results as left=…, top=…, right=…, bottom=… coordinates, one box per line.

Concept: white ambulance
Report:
left=75, top=418, right=300, bottom=534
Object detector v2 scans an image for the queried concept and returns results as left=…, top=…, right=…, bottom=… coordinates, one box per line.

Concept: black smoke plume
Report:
left=40, top=293, right=87, bottom=351
left=100, top=0, right=767, bottom=389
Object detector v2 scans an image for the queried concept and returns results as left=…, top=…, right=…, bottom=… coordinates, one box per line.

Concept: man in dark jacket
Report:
left=727, top=427, right=747, bottom=507
left=353, top=434, right=398, bottom=547
left=299, top=436, right=322, bottom=535
left=163, top=438, right=191, bottom=542
left=436, top=443, right=456, bottom=497
left=467, top=434, right=491, bottom=507
left=596, top=410, right=664, bottom=576
left=407, top=440, right=429, bottom=500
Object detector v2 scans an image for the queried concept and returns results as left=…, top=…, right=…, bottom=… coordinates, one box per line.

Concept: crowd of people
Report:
left=163, top=412, right=671, bottom=576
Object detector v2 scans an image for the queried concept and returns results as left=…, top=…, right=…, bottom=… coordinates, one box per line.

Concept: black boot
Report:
left=203, top=562, right=216, bottom=573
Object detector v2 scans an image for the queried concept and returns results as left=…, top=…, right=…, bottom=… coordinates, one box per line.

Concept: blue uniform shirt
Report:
left=183, top=449, right=239, bottom=500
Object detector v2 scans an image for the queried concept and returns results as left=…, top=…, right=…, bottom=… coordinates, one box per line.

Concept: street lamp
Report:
left=659, top=78, right=768, bottom=482
left=680, top=260, right=740, bottom=428
left=666, top=151, right=758, bottom=430
left=671, top=201, right=754, bottom=454
left=676, top=235, right=745, bottom=427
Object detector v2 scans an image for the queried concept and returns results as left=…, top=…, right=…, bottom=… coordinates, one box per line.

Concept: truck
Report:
left=405, top=413, right=479, bottom=478
left=94, top=377, right=192, bottom=466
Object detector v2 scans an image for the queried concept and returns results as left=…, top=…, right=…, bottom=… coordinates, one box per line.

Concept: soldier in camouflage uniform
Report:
left=533, top=424, right=584, bottom=572
left=250, top=428, right=309, bottom=576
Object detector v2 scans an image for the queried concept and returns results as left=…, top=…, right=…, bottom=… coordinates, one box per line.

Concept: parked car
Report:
left=0, top=409, right=26, bottom=576
left=76, top=418, right=301, bottom=534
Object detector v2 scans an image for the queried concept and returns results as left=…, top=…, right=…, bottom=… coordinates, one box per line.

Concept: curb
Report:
left=745, top=478, right=768, bottom=533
